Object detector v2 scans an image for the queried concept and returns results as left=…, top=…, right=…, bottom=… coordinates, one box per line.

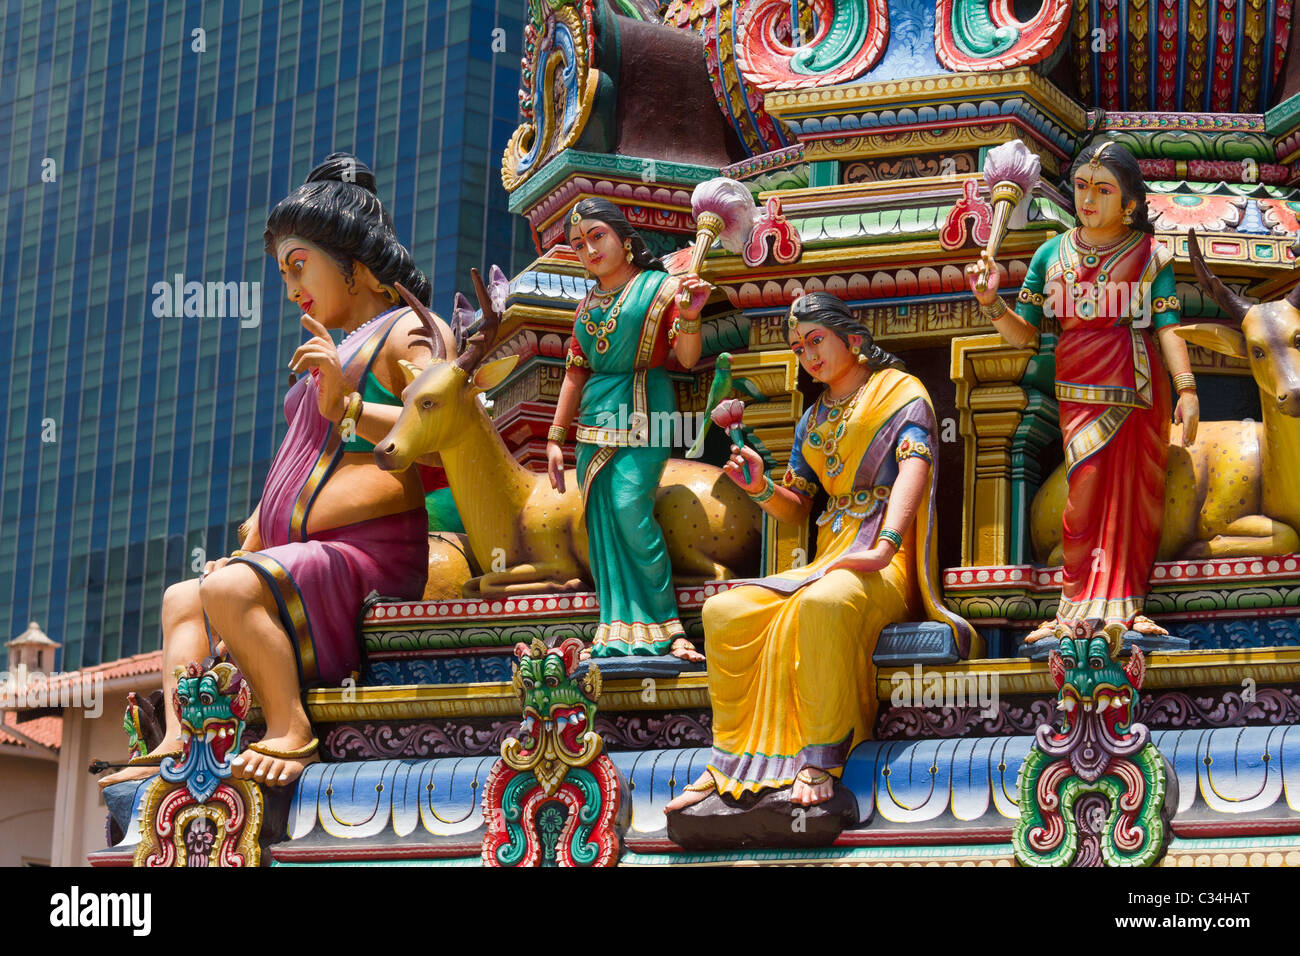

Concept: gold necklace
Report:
left=824, top=374, right=870, bottom=407
left=578, top=276, right=637, bottom=354
left=807, top=377, right=870, bottom=478
left=1073, top=228, right=1129, bottom=254
left=1063, top=230, right=1141, bottom=320
left=589, top=278, right=628, bottom=307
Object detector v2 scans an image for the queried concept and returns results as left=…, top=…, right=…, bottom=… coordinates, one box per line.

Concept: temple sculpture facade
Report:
left=96, top=0, right=1300, bottom=867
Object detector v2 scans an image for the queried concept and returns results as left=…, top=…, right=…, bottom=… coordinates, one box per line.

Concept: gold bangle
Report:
left=339, top=391, right=362, bottom=432
left=748, top=476, right=776, bottom=503
left=977, top=300, right=1006, bottom=322
left=1172, top=372, right=1197, bottom=393
left=676, top=318, right=701, bottom=335
left=548, top=425, right=568, bottom=444
left=229, top=549, right=249, bottom=558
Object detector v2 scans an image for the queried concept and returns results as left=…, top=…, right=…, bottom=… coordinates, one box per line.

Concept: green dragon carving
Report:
left=504, top=637, right=603, bottom=794
left=482, top=637, right=626, bottom=866
left=1014, top=625, right=1175, bottom=867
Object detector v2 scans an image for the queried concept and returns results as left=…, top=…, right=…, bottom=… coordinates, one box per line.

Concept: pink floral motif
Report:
left=1147, top=194, right=1243, bottom=232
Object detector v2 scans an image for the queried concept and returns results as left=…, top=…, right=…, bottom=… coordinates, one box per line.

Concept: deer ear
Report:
left=472, top=355, right=519, bottom=393
left=398, top=359, right=423, bottom=385
left=1175, top=323, right=1247, bottom=360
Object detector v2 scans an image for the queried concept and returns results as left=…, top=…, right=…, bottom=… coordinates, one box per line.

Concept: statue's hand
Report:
left=1173, top=390, right=1200, bottom=446
left=965, top=252, right=1000, bottom=304
left=676, top=273, right=713, bottom=320
left=201, top=556, right=232, bottom=580
left=723, top=444, right=766, bottom=493
left=292, top=315, right=348, bottom=422
left=546, top=441, right=567, bottom=495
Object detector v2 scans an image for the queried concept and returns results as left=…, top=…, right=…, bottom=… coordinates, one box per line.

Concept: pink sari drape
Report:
left=229, top=310, right=428, bottom=684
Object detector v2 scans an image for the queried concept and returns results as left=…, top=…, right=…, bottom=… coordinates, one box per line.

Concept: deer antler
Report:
left=394, top=282, right=446, bottom=361
left=454, top=267, right=501, bottom=374
left=1187, top=228, right=1250, bottom=324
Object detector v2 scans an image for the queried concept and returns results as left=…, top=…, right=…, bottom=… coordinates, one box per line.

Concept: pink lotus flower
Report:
left=710, top=398, right=745, bottom=430
left=711, top=399, right=751, bottom=483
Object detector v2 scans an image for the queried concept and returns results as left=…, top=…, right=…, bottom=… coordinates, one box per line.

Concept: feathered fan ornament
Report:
left=975, top=140, right=1041, bottom=292
left=680, top=178, right=757, bottom=306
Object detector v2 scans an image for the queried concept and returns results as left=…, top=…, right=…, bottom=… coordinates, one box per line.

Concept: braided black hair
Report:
left=565, top=198, right=666, bottom=272
left=264, top=152, right=431, bottom=304
left=787, top=292, right=906, bottom=372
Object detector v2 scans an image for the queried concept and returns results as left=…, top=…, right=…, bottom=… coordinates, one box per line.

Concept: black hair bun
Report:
left=306, top=152, right=379, bottom=194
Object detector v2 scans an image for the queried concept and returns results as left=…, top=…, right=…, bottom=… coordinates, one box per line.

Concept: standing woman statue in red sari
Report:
left=966, top=140, right=1200, bottom=643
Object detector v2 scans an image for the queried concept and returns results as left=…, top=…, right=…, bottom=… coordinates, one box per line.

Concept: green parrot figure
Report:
left=686, top=352, right=734, bottom=459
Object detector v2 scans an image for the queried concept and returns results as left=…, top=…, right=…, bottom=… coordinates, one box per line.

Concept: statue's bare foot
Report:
left=97, top=745, right=182, bottom=789
left=1023, top=619, right=1057, bottom=645
left=790, top=767, right=835, bottom=807
left=1131, top=615, right=1169, bottom=636
left=670, top=637, right=705, bottom=663
left=230, top=733, right=319, bottom=787
left=664, top=772, right=715, bottom=812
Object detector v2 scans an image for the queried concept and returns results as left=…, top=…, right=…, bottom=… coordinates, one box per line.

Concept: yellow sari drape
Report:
left=701, top=369, right=976, bottom=798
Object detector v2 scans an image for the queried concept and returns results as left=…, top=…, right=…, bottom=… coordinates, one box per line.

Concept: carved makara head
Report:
left=503, top=638, right=601, bottom=791
left=165, top=658, right=251, bottom=799
left=1049, top=635, right=1140, bottom=736
left=1184, top=228, right=1300, bottom=416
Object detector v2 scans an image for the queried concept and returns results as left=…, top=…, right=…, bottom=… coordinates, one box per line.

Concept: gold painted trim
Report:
left=875, top=646, right=1300, bottom=697
left=304, top=673, right=712, bottom=722
left=763, top=69, right=1086, bottom=130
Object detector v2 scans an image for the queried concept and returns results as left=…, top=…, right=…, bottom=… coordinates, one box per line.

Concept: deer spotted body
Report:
left=1032, top=230, right=1300, bottom=563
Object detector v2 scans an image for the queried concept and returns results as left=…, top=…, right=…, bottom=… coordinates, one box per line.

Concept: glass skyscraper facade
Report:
left=0, top=0, right=532, bottom=670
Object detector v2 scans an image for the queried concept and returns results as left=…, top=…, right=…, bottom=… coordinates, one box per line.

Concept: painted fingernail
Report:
left=278, top=772, right=289, bottom=782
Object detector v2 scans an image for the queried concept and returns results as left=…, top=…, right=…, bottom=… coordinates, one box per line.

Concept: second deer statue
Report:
left=1033, top=228, right=1300, bottom=563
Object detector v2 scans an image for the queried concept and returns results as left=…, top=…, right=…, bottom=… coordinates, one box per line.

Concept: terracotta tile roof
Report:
left=74, top=650, right=164, bottom=683
left=26, top=650, right=161, bottom=695
left=1, top=711, right=62, bottom=751
left=2, top=650, right=162, bottom=717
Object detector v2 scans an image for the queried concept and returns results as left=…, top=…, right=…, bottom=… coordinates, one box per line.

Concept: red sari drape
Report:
left=1045, top=231, right=1172, bottom=629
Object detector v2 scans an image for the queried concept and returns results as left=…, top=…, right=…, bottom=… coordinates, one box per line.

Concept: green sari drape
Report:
left=573, top=269, right=684, bottom=656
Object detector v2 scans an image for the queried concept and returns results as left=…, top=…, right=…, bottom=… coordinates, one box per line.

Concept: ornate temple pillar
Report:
left=951, top=333, right=1059, bottom=567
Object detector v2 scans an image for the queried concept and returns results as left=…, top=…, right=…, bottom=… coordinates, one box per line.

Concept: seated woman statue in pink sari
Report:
left=101, top=153, right=442, bottom=787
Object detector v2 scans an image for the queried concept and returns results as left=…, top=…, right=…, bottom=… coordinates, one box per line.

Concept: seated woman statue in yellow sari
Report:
left=666, top=293, right=977, bottom=812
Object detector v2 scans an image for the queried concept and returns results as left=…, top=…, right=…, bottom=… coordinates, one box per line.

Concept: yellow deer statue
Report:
left=376, top=271, right=762, bottom=596
left=1032, top=228, right=1300, bottom=563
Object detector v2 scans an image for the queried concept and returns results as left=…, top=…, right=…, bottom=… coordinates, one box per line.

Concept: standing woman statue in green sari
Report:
left=547, top=199, right=711, bottom=659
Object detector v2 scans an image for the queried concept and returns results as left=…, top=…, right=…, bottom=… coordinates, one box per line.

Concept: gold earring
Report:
left=1122, top=210, right=1134, bottom=225
left=381, top=285, right=398, bottom=303
left=624, top=241, right=634, bottom=264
